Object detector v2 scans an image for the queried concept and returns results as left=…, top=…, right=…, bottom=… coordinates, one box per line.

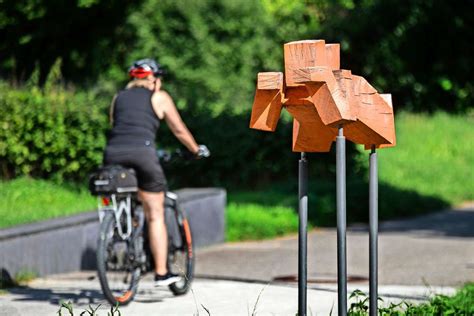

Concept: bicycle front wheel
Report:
left=168, top=210, right=195, bottom=295
left=96, top=211, right=141, bottom=306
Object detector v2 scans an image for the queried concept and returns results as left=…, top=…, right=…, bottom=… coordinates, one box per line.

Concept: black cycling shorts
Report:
left=103, top=146, right=167, bottom=193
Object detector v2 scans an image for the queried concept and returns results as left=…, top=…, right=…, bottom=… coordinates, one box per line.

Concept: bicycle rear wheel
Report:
left=97, top=211, right=141, bottom=305
left=167, top=208, right=194, bottom=295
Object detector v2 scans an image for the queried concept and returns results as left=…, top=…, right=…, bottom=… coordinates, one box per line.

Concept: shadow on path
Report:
left=6, top=286, right=103, bottom=306
left=378, top=208, right=474, bottom=238
left=4, top=284, right=169, bottom=307
left=350, top=206, right=474, bottom=238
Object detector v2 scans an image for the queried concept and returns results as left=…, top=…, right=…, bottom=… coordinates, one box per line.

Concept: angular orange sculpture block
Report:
left=344, top=76, right=396, bottom=148
left=284, top=40, right=328, bottom=87
left=257, top=72, right=284, bottom=90
left=249, top=72, right=283, bottom=132
left=249, top=39, right=396, bottom=153
left=288, top=108, right=337, bottom=152
left=287, top=41, right=356, bottom=126
left=284, top=85, right=337, bottom=152
left=368, top=93, right=396, bottom=150
left=325, top=44, right=340, bottom=70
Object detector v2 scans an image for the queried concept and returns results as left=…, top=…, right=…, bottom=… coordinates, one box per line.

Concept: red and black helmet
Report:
left=128, top=58, right=165, bottom=79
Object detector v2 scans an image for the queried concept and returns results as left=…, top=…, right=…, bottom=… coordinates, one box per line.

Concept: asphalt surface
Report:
left=1, top=204, right=473, bottom=315
left=196, top=204, right=474, bottom=287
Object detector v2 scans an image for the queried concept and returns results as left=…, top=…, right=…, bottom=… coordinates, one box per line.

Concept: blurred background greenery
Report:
left=0, top=0, right=473, bottom=239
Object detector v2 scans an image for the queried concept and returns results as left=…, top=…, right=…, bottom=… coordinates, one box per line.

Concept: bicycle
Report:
left=89, top=149, right=199, bottom=305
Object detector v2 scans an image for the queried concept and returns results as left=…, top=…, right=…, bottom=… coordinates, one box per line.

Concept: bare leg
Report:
left=139, top=190, right=168, bottom=275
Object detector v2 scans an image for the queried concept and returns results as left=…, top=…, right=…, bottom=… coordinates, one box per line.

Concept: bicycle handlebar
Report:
left=157, top=148, right=198, bottom=163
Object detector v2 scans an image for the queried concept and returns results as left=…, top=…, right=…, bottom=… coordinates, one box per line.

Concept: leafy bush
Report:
left=0, top=68, right=109, bottom=181
left=347, top=283, right=474, bottom=315
left=406, top=283, right=474, bottom=315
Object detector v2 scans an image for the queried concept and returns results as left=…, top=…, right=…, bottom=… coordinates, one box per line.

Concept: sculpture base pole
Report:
left=369, top=146, right=378, bottom=316
left=298, top=152, right=308, bottom=316
left=336, top=126, right=347, bottom=316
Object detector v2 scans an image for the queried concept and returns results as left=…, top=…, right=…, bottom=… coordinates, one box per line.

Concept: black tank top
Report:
left=107, top=87, right=160, bottom=147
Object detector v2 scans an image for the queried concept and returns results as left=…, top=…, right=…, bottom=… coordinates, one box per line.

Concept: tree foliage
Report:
left=1, top=0, right=473, bottom=184
left=0, top=0, right=136, bottom=83
left=321, top=0, right=474, bottom=112
left=1, top=0, right=472, bottom=112
left=120, top=0, right=324, bottom=113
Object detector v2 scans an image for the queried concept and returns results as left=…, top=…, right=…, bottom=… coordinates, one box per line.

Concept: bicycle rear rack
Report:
left=97, top=194, right=133, bottom=240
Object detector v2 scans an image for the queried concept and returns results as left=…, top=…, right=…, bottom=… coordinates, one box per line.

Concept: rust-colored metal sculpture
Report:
left=250, top=39, right=396, bottom=151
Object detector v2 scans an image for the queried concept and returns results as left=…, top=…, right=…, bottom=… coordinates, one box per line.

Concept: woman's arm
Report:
left=151, top=91, right=199, bottom=154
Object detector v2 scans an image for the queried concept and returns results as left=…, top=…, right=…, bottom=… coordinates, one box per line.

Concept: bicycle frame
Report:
left=97, top=191, right=179, bottom=241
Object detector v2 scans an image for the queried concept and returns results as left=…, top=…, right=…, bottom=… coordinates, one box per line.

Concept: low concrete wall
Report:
left=0, top=188, right=226, bottom=278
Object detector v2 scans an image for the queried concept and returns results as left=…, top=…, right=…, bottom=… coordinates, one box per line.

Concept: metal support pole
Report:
left=336, top=126, right=347, bottom=316
left=336, top=127, right=348, bottom=315
left=298, top=152, right=308, bottom=316
left=369, top=146, right=378, bottom=316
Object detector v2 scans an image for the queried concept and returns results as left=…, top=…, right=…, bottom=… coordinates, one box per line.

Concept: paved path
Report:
left=196, top=204, right=474, bottom=287
left=1, top=204, right=473, bottom=315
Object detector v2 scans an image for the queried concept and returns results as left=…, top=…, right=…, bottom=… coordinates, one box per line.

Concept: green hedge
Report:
left=0, top=83, right=108, bottom=182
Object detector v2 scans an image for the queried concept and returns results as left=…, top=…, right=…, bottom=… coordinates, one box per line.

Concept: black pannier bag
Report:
left=89, top=165, right=138, bottom=195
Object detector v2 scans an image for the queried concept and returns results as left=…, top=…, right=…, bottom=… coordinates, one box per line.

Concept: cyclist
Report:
left=103, top=58, right=209, bottom=286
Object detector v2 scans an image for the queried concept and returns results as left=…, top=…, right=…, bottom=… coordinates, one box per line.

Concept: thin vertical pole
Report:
left=369, top=146, right=378, bottom=316
left=336, top=126, right=347, bottom=316
left=298, top=152, right=308, bottom=316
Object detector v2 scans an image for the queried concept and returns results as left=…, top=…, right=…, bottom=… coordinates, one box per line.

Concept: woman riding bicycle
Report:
left=103, top=58, right=209, bottom=286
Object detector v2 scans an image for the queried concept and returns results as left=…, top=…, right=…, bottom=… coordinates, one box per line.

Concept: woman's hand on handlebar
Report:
left=194, top=144, right=210, bottom=159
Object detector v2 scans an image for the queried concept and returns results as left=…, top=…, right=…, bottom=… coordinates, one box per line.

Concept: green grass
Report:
left=357, top=111, right=474, bottom=205
left=13, top=269, right=38, bottom=284
left=226, top=203, right=298, bottom=241
left=0, top=177, right=96, bottom=229
left=226, top=185, right=299, bottom=241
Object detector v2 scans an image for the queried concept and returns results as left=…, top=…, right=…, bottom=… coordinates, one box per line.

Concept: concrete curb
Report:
left=0, top=188, right=226, bottom=278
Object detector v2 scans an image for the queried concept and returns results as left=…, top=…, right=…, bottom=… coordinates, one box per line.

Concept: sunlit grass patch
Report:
left=357, top=111, right=474, bottom=205
left=0, top=177, right=96, bottom=228
left=226, top=202, right=298, bottom=241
